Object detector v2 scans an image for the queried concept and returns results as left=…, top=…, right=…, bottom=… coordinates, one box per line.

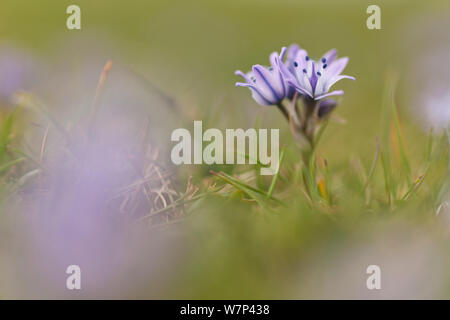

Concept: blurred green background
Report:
left=2, top=0, right=448, bottom=163
left=1, top=0, right=450, bottom=299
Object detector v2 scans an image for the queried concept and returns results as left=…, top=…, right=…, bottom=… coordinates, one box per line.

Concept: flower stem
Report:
left=276, top=102, right=289, bottom=121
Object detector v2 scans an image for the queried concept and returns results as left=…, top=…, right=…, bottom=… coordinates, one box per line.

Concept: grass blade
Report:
left=267, top=148, right=285, bottom=199
left=392, top=101, right=412, bottom=186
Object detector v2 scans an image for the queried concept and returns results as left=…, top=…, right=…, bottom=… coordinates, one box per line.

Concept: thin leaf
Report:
left=392, top=101, right=412, bottom=186
left=0, top=157, right=26, bottom=174
left=211, top=171, right=285, bottom=206
left=267, top=148, right=285, bottom=198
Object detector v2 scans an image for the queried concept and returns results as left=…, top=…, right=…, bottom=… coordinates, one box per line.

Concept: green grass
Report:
left=0, top=71, right=448, bottom=298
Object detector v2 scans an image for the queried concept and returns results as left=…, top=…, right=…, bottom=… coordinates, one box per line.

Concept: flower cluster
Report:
left=235, top=44, right=355, bottom=162
left=235, top=44, right=354, bottom=107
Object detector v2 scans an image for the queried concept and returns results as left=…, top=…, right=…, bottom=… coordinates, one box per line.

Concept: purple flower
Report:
left=318, top=99, right=337, bottom=118
left=235, top=47, right=289, bottom=106
left=281, top=44, right=355, bottom=101
left=0, top=45, right=35, bottom=103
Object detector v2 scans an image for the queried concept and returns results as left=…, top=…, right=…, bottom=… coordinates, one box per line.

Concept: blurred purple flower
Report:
left=235, top=47, right=289, bottom=106
left=0, top=45, right=35, bottom=103
left=421, top=88, right=450, bottom=130
left=401, top=13, right=450, bottom=132
left=281, top=44, right=355, bottom=101
left=318, top=99, right=337, bottom=118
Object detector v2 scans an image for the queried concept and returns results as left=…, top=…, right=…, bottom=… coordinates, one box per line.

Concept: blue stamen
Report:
left=323, top=64, right=327, bottom=69
left=302, top=68, right=307, bottom=73
left=293, top=61, right=298, bottom=67
left=317, top=72, right=322, bottom=76
left=305, top=56, right=310, bottom=61
left=321, top=58, right=326, bottom=63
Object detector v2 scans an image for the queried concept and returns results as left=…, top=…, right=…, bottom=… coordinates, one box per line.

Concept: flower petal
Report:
left=318, top=99, right=337, bottom=118
left=292, top=49, right=309, bottom=73
left=325, top=57, right=349, bottom=78
left=279, top=46, right=287, bottom=61
left=278, top=58, right=298, bottom=99
left=322, top=49, right=337, bottom=64
left=299, top=71, right=314, bottom=97
left=273, top=53, right=288, bottom=97
left=309, top=61, right=319, bottom=92
left=313, top=72, right=327, bottom=97
left=252, top=64, right=284, bottom=102
left=324, top=75, right=355, bottom=92
left=287, top=44, right=300, bottom=62
left=235, top=70, right=250, bottom=82
left=236, top=82, right=273, bottom=105
left=314, top=90, right=344, bottom=100
left=287, top=79, right=313, bottom=98
left=250, top=87, right=273, bottom=106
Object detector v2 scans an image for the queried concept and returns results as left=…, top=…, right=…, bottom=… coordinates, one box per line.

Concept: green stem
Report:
left=276, top=102, right=289, bottom=121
